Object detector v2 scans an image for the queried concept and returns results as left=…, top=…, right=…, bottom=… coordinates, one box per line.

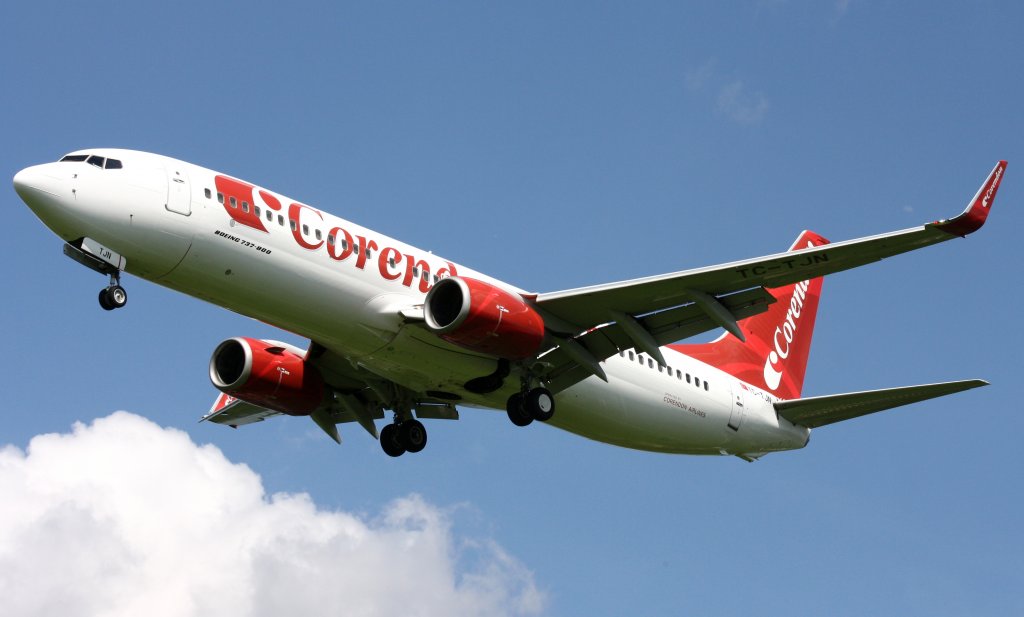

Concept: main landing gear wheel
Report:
left=506, top=393, right=533, bottom=427
left=380, top=419, right=429, bottom=457
left=506, top=387, right=555, bottom=427
left=380, top=423, right=406, bottom=457
left=524, top=387, right=555, bottom=421
left=400, top=419, right=428, bottom=453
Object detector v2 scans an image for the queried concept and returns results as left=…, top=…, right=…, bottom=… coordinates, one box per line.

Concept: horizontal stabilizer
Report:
left=774, top=380, right=988, bottom=428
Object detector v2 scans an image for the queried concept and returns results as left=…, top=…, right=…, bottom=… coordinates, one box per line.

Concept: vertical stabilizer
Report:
left=670, top=231, right=828, bottom=399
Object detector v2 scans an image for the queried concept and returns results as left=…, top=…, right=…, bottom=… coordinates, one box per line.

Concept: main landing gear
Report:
left=98, top=273, right=128, bottom=311
left=379, top=418, right=428, bottom=458
left=506, top=387, right=555, bottom=427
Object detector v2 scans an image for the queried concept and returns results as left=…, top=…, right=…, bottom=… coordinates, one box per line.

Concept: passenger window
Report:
left=648, top=358, right=654, bottom=369
left=365, top=248, right=372, bottom=259
left=704, top=382, right=709, bottom=391
left=229, top=197, right=237, bottom=208
left=686, top=374, right=691, bottom=384
left=341, top=239, right=349, bottom=250
left=302, top=224, right=309, bottom=236
left=204, top=188, right=211, bottom=199
left=290, top=219, right=297, bottom=231
left=217, top=193, right=224, bottom=204
left=658, top=365, right=664, bottom=373
left=87, top=155, right=105, bottom=168
left=695, top=377, right=701, bottom=388
left=628, top=351, right=635, bottom=361
left=327, top=234, right=335, bottom=245
left=278, top=215, right=284, bottom=226
left=315, top=229, right=322, bottom=240
left=422, top=270, right=429, bottom=281
left=105, top=158, right=122, bottom=169
left=676, top=369, right=682, bottom=380
left=242, top=201, right=249, bottom=213
left=265, top=210, right=272, bottom=222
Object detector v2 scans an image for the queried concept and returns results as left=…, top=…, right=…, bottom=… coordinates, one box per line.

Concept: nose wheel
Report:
left=98, top=273, right=127, bottom=311
left=99, top=285, right=128, bottom=311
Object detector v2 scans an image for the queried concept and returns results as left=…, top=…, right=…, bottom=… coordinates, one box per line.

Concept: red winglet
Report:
left=934, top=160, right=1007, bottom=237
left=208, top=392, right=236, bottom=415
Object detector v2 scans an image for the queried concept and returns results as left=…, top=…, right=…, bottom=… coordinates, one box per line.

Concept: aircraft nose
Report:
left=13, top=165, right=56, bottom=199
left=13, top=166, right=33, bottom=194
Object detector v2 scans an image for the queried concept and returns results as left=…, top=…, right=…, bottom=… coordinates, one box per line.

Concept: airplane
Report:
left=12, top=150, right=1006, bottom=460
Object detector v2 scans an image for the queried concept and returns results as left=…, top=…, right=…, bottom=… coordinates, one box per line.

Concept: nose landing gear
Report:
left=98, top=274, right=128, bottom=311
left=61, top=240, right=129, bottom=311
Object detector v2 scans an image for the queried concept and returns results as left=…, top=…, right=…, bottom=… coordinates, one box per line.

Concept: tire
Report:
left=108, top=285, right=127, bottom=308
left=399, top=419, right=428, bottom=453
left=380, top=423, right=406, bottom=457
left=506, top=393, right=533, bottom=427
left=525, top=388, right=555, bottom=422
left=98, top=289, right=115, bottom=311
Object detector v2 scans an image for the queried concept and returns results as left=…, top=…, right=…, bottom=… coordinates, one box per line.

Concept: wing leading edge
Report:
left=773, top=380, right=988, bottom=428
left=534, top=161, right=1007, bottom=332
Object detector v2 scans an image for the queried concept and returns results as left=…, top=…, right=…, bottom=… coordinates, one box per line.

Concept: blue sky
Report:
left=2, top=2, right=1022, bottom=615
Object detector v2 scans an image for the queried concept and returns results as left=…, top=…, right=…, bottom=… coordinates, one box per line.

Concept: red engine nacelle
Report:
left=423, top=277, right=546, bottom=360
left=209, top=337, right=325, bottom=415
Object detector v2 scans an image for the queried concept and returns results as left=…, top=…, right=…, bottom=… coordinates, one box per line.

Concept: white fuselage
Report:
left=15, top=149, right=809, bottom=457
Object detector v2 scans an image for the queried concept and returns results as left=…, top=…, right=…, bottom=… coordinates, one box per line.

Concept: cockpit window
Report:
left=59, top=153, right=124, bottom=169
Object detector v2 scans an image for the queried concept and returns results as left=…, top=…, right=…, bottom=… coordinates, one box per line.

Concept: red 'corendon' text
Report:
left=216, top=175, right=456, bottom=292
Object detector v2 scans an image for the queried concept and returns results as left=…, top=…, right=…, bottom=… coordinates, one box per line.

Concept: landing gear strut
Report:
left=506, top=386, right=555, bottom=427
left=379, top=418, right=428, bottom=457
left=98, top=273, right=127, bottom=311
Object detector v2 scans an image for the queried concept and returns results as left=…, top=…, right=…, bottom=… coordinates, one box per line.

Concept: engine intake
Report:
left=209, top=337, right=325, bottom=415
left=424, top=277, right=545, bottom=359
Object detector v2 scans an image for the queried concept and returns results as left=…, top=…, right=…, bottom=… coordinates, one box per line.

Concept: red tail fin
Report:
left=669, top=231, right=829, bottom=399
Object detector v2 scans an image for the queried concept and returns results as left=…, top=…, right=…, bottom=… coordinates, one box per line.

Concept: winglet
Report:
left=201, top=392, right=235, bottom=422
left=933, top=160, right=1007, bottom=237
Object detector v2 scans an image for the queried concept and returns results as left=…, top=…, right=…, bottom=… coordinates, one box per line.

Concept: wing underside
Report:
left=541, top=287, right=774, bottom=393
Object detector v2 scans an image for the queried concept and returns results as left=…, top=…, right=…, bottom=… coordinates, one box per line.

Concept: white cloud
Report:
left=684, top=58, right=717, bottom=92
left=685, top=60, right=770, bottom=125
left=716, top=80, right=770, bottom=125
left=0, top=412, right=544, bottom=617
